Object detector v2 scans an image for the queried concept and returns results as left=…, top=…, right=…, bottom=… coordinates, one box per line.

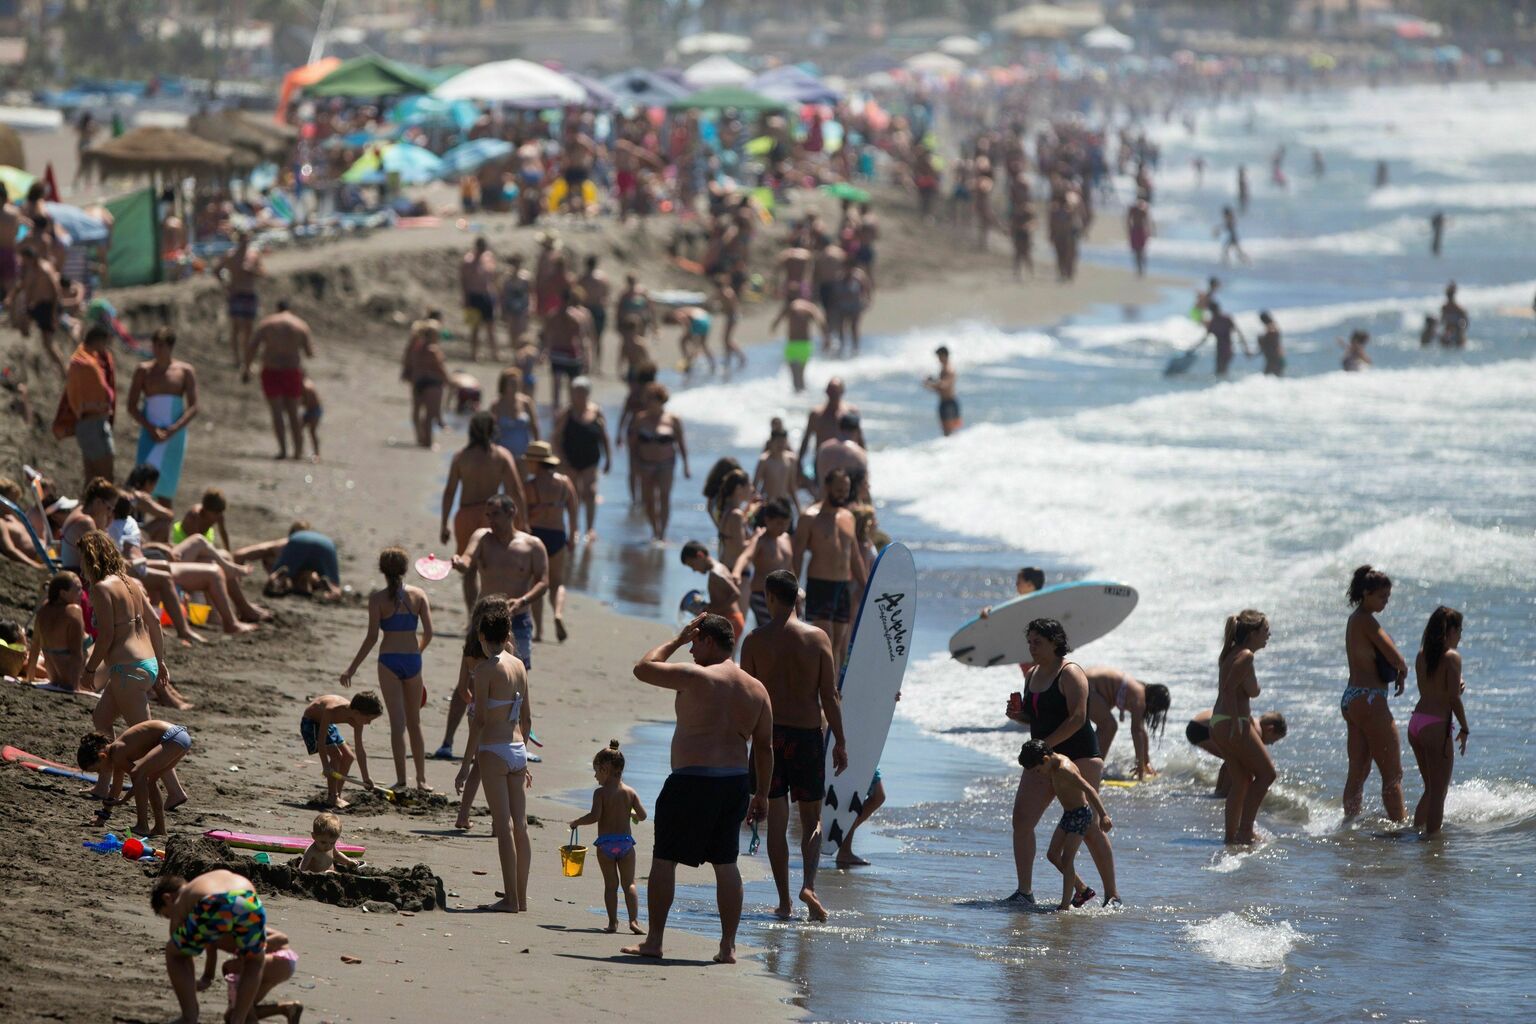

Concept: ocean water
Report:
left=570, top=81, right=1536, bottom=1022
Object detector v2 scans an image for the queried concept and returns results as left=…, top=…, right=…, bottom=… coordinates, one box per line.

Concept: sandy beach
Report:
left=0, top=185, right=1164, bottom=1023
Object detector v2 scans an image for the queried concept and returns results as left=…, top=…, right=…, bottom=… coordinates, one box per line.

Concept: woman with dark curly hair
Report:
left=1341, top=565, right=1408, bottom=821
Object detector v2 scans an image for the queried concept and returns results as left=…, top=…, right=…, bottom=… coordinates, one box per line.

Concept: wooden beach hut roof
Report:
left=82, top=126, right=255, bottom=180
left=189, top=110, right=296, bottom=162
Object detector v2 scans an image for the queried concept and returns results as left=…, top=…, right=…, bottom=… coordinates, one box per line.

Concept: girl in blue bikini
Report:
left=341, top=547, right=434, bottom=791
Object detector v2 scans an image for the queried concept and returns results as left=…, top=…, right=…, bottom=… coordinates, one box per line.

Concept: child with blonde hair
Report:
left=568, top=740, right=647, bottom=934
left=298, top=811, right=357, bottom=873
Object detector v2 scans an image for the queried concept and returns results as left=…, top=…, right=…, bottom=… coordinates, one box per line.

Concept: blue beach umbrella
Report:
left=44, top=202, right=110, bottom=244
left=342, top=142, right=445, bottom=185
left=392, top=95, right=479, bottom=132
left=438, top=138, right=514, bottom=178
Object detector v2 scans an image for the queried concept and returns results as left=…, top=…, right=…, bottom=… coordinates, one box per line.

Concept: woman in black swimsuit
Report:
left=551, top=377, right=610, bottom=543
left=1003, top=618, right=1116, bottom=908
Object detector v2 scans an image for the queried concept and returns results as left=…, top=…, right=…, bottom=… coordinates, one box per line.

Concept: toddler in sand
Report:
left=210, top=927, right=303, bottom=1023
left=298, top=812, right=358, bottom=873
left=300, top=377, right=323, bottom=459
left=78, top=720, right=192, bottom=836
left=301, top=691, right=383, bottom=808
left=1018, top=739, right=1121, bottom=910
left=567, top=740, right=647, bottom=934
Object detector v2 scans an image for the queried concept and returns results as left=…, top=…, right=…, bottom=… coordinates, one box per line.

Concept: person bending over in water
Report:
left=1409, top=606, right=1469, bottom=837
left=1017, top=739, right=1118, bottom=910
left=1341, top=565, right=1408, bottom=821
left=1211, top=610, right=1275, bottom=845
left=1186, top=709, right=1287, bottom=797
left=1083, top=667, right=1169, bottom=779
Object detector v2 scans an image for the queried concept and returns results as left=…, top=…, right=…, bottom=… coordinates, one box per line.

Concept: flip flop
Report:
left=1071, top=887, right=1097, bottom=908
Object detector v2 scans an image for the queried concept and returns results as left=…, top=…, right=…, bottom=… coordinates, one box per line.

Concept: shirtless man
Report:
left=127, top=328, right=199, bottom=502
left=814, top=419, right=869, bottom=502
left=559, top=120, right=598, bottom=217
left=0, top=184, right=28, bottom=314
left=775, top=238, right=815, bottom=301
left=440, top=411, right=528, bottom=610
left=855, top=202, right=879, bottom=287
left=741, top=570, right=846, bottom=921
left=1198, top=301, right=1250, bottom=377
left=15, top=248, right=65, bottom=374
left=460, top=237, right=498, bottom=362
left=797, top=378, right=863, bottom=485
left=767, top=297, right=821, bottom=395
left=1127, top=199, right=1154, bottom=277
left=402, top=319, right=450, bottom=448
left=623, top=614, right=773, bottom=964
left=812, top=239, right=847, bottom=320
left=241, top=301, right=313, bottom=460
left=791, top=469, right=867, bottom=670
left=533, top=232, right=569, bottom=322
left=924, top=346, right=960, bottom=436
left=577, top=256, right=611, bottom=373
left=1256, top=311, right=1285, bottom=377
left=522, top=441, right=578, bottom=643
left=540, top=291, right=592, bottom=411
left=218, top=230, right=263, bottom=368
left=1216, top=206, right=1248, bottom=266
left=752, top=421, right=800, bottom=516
left=681, top=539, right=743, bottom=642
left=733, top=499, right=795, bottom=628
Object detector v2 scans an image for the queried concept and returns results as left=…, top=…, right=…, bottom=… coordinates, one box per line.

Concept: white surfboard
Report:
left=822, top=543, right=917, bottom=852
left=948, top=581, right=1138, bottom=668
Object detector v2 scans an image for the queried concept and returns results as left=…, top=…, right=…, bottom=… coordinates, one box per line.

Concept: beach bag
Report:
left=559, top=827, right=587, bottom=877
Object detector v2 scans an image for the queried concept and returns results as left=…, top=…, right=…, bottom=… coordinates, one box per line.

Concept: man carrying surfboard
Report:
left=625, top=614, right=773, bottom=965
left=740, top=570, right=848, bottom=922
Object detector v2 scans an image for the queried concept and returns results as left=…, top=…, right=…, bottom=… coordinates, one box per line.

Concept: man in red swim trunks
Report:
left=241, top=300, right=314, bottom=460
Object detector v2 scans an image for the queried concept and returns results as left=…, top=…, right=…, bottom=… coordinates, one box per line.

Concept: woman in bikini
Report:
left=1341, top=565, right=1408, bottom=821
left=552, top=377, right=610, bottom=542
left=25, top=571, right=87, bottom=691
left=1083, top=667, right=1171, bottom=780
left=710, top=467, right=756, bottom=620
left=1003, top=618, right=1116, bottom=908
left=614, top=274, right=654, bottom=381
left=340, top=547, right=434, bottom=791
left=522, top=441, right=578, bottom=643
left=628, top=382, right=689, bottom=542
left=1210, top=609, right=1276, bottom=845
left=460, top=597, right=533, bottom=912
left=490, top=367, right=539, bottom=460
left=78, top=529, right=187, bottom=809
left=402, top=320, right=449, bottom=449
left=1408, top=606, right=1469, bottom=836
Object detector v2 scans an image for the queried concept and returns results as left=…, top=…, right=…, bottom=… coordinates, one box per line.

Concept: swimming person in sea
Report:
left=1186, top=709, right=1287, bottom=797
left=1408, top=606, right=1469, bottom=837
left=1210, top=610, right=1276, bottom=845
left=1017, top=739, right=1119, bottom=910
left=1341, top=565, right=1408, bottom=821
left=567, top=740, right=648, bottom=934
left=339, top=547, right=434, bottom=791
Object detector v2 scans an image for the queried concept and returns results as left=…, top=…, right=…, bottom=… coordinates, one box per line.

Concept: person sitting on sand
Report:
left=625, top=614, right=772, bottom=964
left=681, top=539, right=743, bottom=643
left=298, top=812, right=359, bottom=873
left=301, top=691, right=382, bottom=809
left=170, top=487, right=232, bottom=549
left=567, top=740, right=648, bottom=934
left=215, top=928, right=303, bottom=1023
left=1016, top=739, right=1120, bottom=910
left=1185, top=708, right=1287, bottom=797
left=152, top=869, right=268, bottom=1024
left=340, top=547, right=434, bottom=791
left=1083, top=667, right=1170, bottom=780
left=24, top=571, right=87, bottom=691
left=79, top=719, right=192, bottom=836
left=741, top=570, right=846, bottom=922
left=0, top=477, right=44, bottom=569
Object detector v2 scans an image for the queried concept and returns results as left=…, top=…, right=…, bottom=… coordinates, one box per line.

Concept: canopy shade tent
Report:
left=276, top=57, right=342, bottom=120
left=905, top=51, right=967, bottom=76
left=188, top=110, right=296, bottom=162
left=684, top=55, right=754, bottom=89
left=667, top=85, right=785, bottom=113
left=395, top=62, right=470, bottom=88
left=562, top=70, right=619, bottom=109
left=307, top=56, right=434, bottom=99
left=676, top=31, right=752, bottom=55
left=1081, top=25, right=1134, bottom=52
left=82, top=126, right=254, bottom=180
left=433, top=59, right=585, bottom=107
left=994, top=3, right=1104, bottom=38
left=341, top=142, right=445, bottom=185
left=752, top=66, right=840, bottom=106
left=438, top=138, right=513, bottom=178
left=939, top=34, right=984, bottom=56
left=602, top=68, right=693, bottom=107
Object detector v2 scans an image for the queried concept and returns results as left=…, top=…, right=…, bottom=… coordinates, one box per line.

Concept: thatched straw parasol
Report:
left=188, top=111, right=297, bottom=163
left=82, top=126, right=256, bottom=181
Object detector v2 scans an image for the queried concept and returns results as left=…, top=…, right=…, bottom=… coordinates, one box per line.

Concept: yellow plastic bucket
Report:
left=559, top=828, right=587, bottom=877
left=188, top=603, right=212, bottom=626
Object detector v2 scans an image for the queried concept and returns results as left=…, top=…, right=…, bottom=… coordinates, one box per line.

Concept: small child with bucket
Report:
left=567, top=740, right=648, bottom=934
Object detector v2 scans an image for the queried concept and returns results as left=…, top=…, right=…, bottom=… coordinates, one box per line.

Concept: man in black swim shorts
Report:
left=791, top=468, right=867, bottom=671
left=626, top=614, right=773, bottom=964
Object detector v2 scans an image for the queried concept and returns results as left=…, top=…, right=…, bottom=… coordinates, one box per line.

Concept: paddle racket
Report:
left=415, top=554, right=454, bottom=581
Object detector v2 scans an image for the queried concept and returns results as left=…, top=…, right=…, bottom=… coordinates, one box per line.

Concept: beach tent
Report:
left=82, top=126, right=254, bottom=181
left=676, top=32, right=752, bottom=56
left=939, top=35, right=984, bottom=56
left=602, top=69, right=693, bottom=107
left=684, top=55, right=754, bottom=89
left=561, top=70, right=619, bottom=110
left=307, top=56, right=433, bottom=99
left=341, top=142, right=445, bottom=185
left=438, top=139, right=513, bottom=178
left=394, top=63, right=471, bottom=88
left=752, top=66, right=840, bottom=106
left=905, top=51, right=966, bottom=76
left=668, top=86, right=785, bottom=114
left=390, top=95, right=479, bottom=132
left=993, top=3, right=1103, bottom=39
left=434, top=60, right=585, bottom=107
left=275, top=57, right=342, bottom=121
left=1081, top=25, right=1134, bottom=53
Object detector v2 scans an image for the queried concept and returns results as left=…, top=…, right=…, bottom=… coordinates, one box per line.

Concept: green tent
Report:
left=103, top=187, right=161, bottom=288
left=395, top=62, right=469, bottom=88
left=307, top=56, right=433, bottom=99
left=667, top=86, right=785, bottom=113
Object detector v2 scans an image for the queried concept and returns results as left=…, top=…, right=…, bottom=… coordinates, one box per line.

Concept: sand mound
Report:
left=304, top=787, right=458, bottom=816
left=162, top=837, right=446, bottom=911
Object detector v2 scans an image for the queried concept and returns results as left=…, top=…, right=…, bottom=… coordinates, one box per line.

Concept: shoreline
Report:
left=0, top=183, right=1169, bottom=1023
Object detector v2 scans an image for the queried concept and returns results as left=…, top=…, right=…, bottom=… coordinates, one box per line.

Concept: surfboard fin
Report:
left=849, top=792, right=864, bottom=816
left=824, top=788, right=839, bottom=810
left=827, top=820, right=845, bottom=848
left=951, top=645, right=974, bottom=659
left=986, top=654, right=1006, bottom=666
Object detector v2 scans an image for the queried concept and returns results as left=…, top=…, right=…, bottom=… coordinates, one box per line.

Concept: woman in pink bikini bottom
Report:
left=1407, top=606, right=1470, bottom=837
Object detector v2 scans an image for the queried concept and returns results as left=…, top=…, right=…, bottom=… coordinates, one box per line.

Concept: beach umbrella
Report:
left=0, top=164, right=35, bottom=197
left=342, top=142, right=445, bottom=185
left=438, top=138, right=513, bottom=178
left=820, top=182, right=870, bottom=204
left=561, top=70, right=619, bottom=110
left=684, top=55, right=755, bottom=89
left=434, top=60, right=585, bottom=107
left=602, top=69, right=692, bottom=107
left=904, top=51, right=966, bottom=77
left=676, top=31, right=752, bottom=56
left=938, top=34, right=984, bottom=56
left=308, top=56, right=433, bottom=99
left=667, top=85, right=785, bottom=114
left=43, top=202, right=109, bottom=244
left=752, top=66, right=841, bottom=105
left=391, top=95, right=479, bottom=132
left=1080, top=25, right=1134, bottom=53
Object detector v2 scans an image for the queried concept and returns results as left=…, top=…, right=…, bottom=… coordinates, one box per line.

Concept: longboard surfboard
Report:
left=948, top=581, right=1138, bottom=668
left=822, top=543, right=917, bottom=852
left=205, top=829, right=366, bottom=855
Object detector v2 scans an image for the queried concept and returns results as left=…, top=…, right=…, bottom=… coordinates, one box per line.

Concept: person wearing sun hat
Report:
left=521, top=440, right=578, bottom=643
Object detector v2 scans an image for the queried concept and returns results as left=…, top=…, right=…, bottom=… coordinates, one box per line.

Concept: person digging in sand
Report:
left=153, top=869, right=268, bottom=1024
left=212, top=928, right=303, bottom=1023
left=300, top=691, right=382, bottom=809
left=78, top=720, right=192, bottom=836
left=624, top=613, right=772, bottom=963
left=567, top=740, right=648, bottom=934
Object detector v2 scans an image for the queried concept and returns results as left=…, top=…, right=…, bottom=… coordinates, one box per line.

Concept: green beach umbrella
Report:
left=821, top=182, right=870, bottom=203
left=0, top=165, right=35, bottom=197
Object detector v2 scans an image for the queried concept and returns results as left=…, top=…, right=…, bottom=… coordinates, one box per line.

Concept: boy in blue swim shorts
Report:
left=301, top=691, right=383, bottom=808
left=569, top=739, right=648, bottom=934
